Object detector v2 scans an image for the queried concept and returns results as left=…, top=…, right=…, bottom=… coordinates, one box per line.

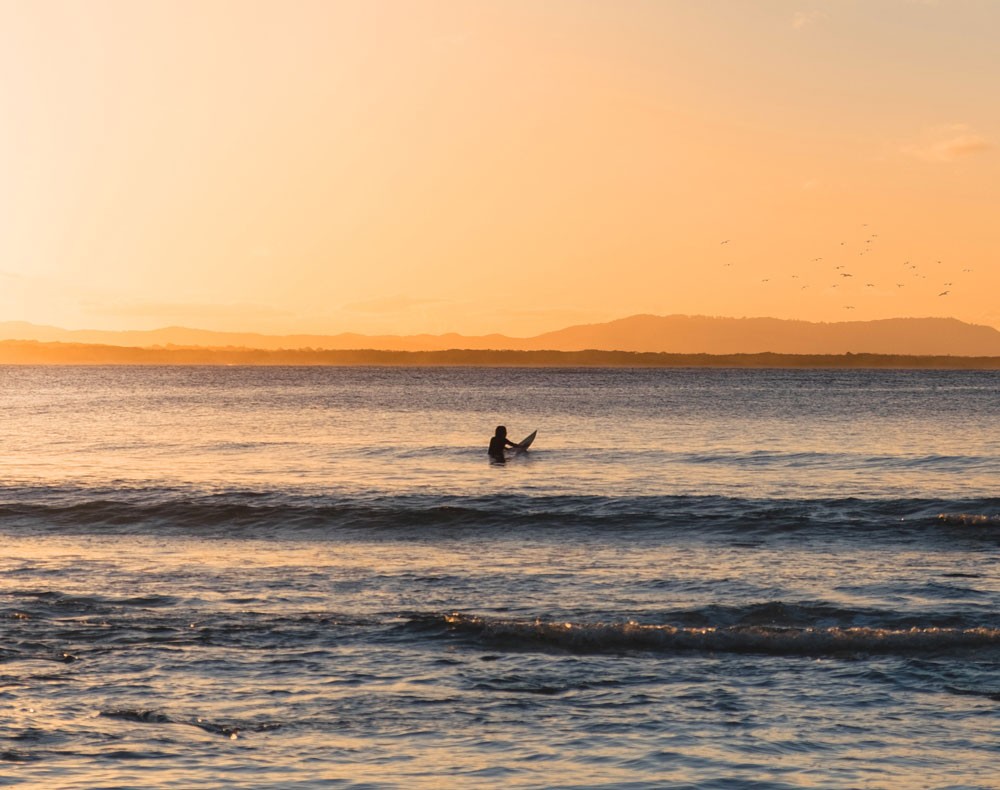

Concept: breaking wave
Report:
left=0, top=485, right=996, bottom=542
left=433, top=613, right=1000, bottom=657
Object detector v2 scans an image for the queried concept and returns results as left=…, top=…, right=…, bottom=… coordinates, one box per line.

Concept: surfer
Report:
left=488, top=425, right=519, bottom=462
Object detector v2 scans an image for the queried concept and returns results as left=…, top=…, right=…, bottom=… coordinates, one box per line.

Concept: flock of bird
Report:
left=718, top=227, right=973, bottom=311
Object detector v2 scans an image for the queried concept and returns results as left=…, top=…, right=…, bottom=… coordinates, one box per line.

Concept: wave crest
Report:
left=439, top=613, right=1000, bottom=657
left=0, top=485, right=996, bottom=539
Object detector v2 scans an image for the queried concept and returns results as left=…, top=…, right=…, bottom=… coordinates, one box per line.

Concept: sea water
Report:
left=1, top=366, right=997, bottom=789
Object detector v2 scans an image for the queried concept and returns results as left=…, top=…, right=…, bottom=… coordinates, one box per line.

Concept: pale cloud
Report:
left=82, top=301, right=292, bottom=321
left=498, top=307, right=608, bottom=323
left=342, top=295, right=444, bottom=314
left=466, top=306, right=613, bottom=337
left=792, top=10, right=826, bottom=30
left=901, top=124, right=992, bottom=163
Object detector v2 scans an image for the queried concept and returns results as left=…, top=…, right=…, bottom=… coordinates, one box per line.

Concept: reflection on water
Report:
left=1, top=367, right=997, bottom=787
left=3, top=529, right=998, bottom=787
left=1, top=366, right=997, bottom=498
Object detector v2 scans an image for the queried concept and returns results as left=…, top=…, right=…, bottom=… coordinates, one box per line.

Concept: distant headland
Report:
left=1, top=315, right=999, bottom=366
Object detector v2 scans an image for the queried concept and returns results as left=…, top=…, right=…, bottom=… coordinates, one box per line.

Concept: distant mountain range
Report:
left=2, top=315, right=999, bottom=356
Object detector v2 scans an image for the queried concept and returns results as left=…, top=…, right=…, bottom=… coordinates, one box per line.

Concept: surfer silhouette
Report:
left=488, top=425, right=519, bottom=462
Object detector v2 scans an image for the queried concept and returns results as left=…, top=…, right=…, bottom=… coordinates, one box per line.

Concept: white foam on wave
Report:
left=938, top=513, right=1000, bottom=526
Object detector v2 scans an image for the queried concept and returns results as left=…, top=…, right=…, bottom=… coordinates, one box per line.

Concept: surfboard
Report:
left=514, top=430, right=537, bottom=452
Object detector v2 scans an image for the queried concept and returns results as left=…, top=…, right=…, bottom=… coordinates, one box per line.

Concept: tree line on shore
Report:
left=1, top=340, right=999, bottom=368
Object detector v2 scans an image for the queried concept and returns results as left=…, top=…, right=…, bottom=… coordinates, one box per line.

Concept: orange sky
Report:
left=1, top=0, right=997, bottom=336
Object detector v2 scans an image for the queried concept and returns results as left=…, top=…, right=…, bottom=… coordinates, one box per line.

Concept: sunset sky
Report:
left=1, top=0, right=997, bottom=337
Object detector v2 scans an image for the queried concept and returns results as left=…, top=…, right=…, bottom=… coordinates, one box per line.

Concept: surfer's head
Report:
left=494, top=425, right=507, bottom=438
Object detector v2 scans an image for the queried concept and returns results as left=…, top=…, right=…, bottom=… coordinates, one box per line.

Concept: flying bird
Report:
left=865, top=283, right=875, bottom=287
left=844, top=306, right=855, bottom=309
left=721, top=240, right=730, bottom=244
left=938, top=291, right=950, bottom=296
left=840, top=273, right=853, bottom=277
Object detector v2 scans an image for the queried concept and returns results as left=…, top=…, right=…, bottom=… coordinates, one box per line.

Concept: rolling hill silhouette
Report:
left=524, top=315, right=1000, bottom=356
left=1, top=315, right=999, bottom=356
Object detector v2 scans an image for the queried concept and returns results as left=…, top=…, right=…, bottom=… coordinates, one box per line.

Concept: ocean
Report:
left=1, top=366, right=998, bottom=789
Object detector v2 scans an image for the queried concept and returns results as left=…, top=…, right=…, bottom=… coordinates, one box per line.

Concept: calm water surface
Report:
left=1, top=366, right=998, bottom=788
